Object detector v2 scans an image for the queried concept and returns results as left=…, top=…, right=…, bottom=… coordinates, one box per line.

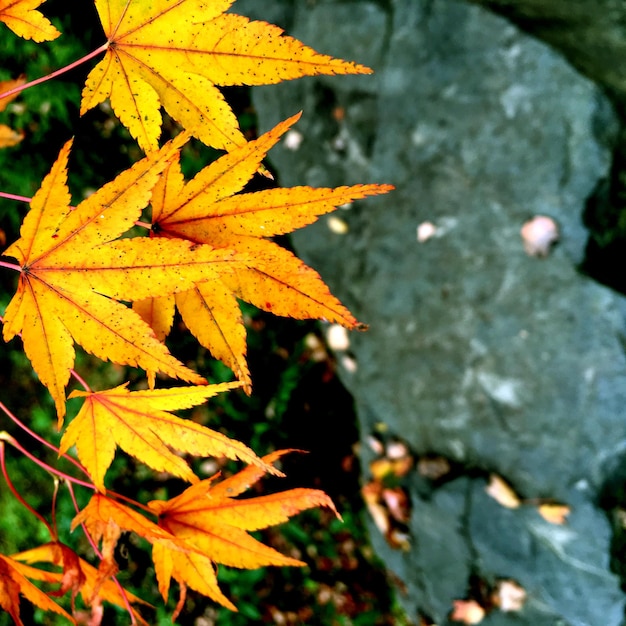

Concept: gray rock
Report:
left=463, top=0, right=626, bottom=109
left=235, top=0, right=626, bottom=623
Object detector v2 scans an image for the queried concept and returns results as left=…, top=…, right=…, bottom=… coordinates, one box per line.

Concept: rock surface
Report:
left=464, top=0, right=626, bottom=110
left=235, top=0, right=626, bottom=623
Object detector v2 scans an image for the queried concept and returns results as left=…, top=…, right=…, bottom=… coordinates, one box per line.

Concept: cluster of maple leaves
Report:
left=0, top=0, right=391, bottom=623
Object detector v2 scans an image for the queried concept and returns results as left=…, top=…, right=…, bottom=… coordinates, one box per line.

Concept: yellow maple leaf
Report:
left=0, top=0, right=60, bottom=42
left=60, top=382, right=278, bottom=492
left=138, top=113, right=393, bottom=388
left=1, top=133, right=247, bottom=424
left=0, top=554, right=73, bottom=625
left=81, top=0, right=372, bottom=152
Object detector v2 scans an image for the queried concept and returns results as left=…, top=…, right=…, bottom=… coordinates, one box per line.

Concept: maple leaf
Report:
left=81, top=0, right=372, bottom=153
left=1, top=132, right=247, bottom=423
left=0, top=76, right=26, bottom=149
left=0, top=124, right=23, bottom=148
left=59, top=382, right=279, bottom=492
left=139, top=113, right=393, bottom=387
left=12, top=542, right=151, bottom=625
left=147, top=450, right=340, bottom=610
left=0, top=0, right=60, bottom=41
left=71, top=493, right=187, bottom=565
left=0, top=554, right=73, bottom=625
left=71, top=492, right=211, bottom=613
left=70, top=454, right=338, bottom=613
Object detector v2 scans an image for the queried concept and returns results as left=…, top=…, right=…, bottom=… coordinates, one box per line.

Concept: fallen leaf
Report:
left=485, top=474, right=521, bottom=509
left=387, top=527, right=411, bottom=551
left=520, top=215, right=559, bottom=257
left=381, top=487, right=410, bottom=523
left=417, top=455, right=452, bottom=481
left=385, top=440, right=410, bottom=460
left=492, top=579, right=527, bottom=612
left=537, top=503, right=570, bottom=525
left=326, top=324, right=350, bottom=351
left=369, top=458, right=395, bottom=481
left=361, top=481, right=390, bottom=537
left=450, top=599, right=485, bottom=624
left=365, top=435, right=385, bottom=456
left=416, top=221, right=436, bottom=242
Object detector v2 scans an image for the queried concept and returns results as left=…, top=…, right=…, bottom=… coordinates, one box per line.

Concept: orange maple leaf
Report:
left=147, top=450, right=340, bottom=610
left=0, top=554, right=73, bottom=625
left=71, top=454, right=338, bottom=613
left=137, top=113, right=393, bottom=388
left=71, top=493, right=213, bottom=612
left=13, top=542, right=152, bottom=625
left=0, top=0, right=60, bottom=42
left=71, top=493, right=187, bottom=564
left=0, top=124, right=23, bottom=148
left=1, top=133, right=249, bottom=423
left=60, top=382, right=279, bottom=492
left=81, top=0, right=371, bottom=152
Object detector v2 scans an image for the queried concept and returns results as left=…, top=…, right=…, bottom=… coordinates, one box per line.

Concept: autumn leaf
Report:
left=0, top=76, right=26, bottom=149
left=71, top=455, right=341, bottom=613
left=138, top=113, right=393, bottom=388
left=71, top=493, right=184, bottom=556
left=0, top=125, right=23, bottom=148
left=0, top=0, right=60, bottom=41
left=13, top=542, right=151, bottom=624
left=146, top=450, right=340, bottom=610
left=0, top=554, right=73, bottom=625
left=537, top=503, right=570, bottom=525
left=485, top=474, right=521, bottom=509
left=450, top=599, right=486, bottom=624
left=492, top=579, right=527, bottom=613
left=81, top=0, right=372, bottom=152
left=60, top=382, right=279, bottom=492
left=1, top=132, right=248, bottom=423
left=71, top=493, right=227, bottom=610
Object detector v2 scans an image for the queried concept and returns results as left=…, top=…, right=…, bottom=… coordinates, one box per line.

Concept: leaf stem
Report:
left=0, top=191, right=31, bottom=204
left=0, top=43, right=110, bottom=101
left=70, top=369, right=92, bottom=392
left=0, top=400, right=89, bottom=478
left=0, top=430, right=94, bottom=489
left=0, top=440, right=54, bottom=538
left=0, top=260, right=21, bottom=272
left=65, top=482, right=138, bottom=625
